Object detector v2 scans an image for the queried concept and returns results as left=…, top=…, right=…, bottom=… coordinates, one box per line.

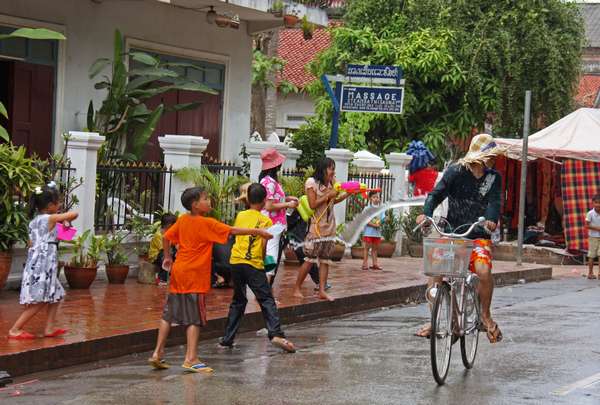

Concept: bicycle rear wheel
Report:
left=430, top=282, right=452, bottom=385
left=460, top=282, right=480, bottom=369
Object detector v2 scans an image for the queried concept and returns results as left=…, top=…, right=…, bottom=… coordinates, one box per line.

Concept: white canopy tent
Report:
left=496, top=108, right=600, bottom=162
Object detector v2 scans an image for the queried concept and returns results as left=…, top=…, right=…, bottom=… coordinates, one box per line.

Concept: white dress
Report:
left=19, top=214, right=65, bottom=305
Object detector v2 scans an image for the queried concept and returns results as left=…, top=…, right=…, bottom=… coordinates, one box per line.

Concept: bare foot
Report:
left=292, top=289, right=304, bottom=299
left=318, top=291, right=334, bottom=301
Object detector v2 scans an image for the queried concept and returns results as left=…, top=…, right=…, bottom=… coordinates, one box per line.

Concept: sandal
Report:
left=415, top=324, right=432, bottom=338
left=44, top=329, right=67, bottom=338
left=587, top=273, right=597, bottom=280
left=370, top=265, right=383, bottom=270
left=484, top=321, right=503, bottom=343
left=182, top=362, right=213, bottom=373
left=8, top=331, right=36, bottom=340
left=148, top=358, right=171, bottom=370
left=271, top=336, right=296, bottom=353
left=361, top=265, right=369, bottom=271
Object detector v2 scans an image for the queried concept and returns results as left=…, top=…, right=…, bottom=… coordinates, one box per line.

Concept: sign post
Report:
left=516, top=90, right=532, bottom=267
left=321, top=64, right=404, bottom=148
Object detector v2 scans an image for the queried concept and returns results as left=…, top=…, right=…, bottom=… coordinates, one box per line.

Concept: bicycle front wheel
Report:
left=430, top=282, right=452, bottom=385
left=460, top=282, right=480, bottom=369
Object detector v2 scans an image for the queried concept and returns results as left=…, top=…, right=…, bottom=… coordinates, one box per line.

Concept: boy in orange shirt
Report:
left=148, top=186, right=272, bottom=373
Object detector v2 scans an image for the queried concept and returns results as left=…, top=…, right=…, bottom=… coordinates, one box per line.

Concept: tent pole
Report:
left=517, top=90, right=532, bottom=266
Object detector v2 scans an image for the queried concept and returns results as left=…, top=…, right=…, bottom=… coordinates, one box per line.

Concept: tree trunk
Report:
left=251, top=82, right=266, bottom=136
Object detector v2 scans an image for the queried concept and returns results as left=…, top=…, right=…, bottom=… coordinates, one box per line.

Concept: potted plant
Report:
left=380, top=210, right=401, bottom=258
left=229, top=14, right=240, bottom=29
left=130, top=214, right=158, bottom=284
left=331, top=223, right=346, bottom=261
left=283, top=5, right=300, bottom=28
left=400, top=206, right=424, bottom=257
left=0, top=143, right=43, bottom=290
left=103, top=230, right=130, bottom=284
left=63, top=230, right=104, bottom=289
left=351, top=239, right=363, bottom=259
left=301, top=15, right=315, bottom=40
left=270, top=0, right=284, bottom=17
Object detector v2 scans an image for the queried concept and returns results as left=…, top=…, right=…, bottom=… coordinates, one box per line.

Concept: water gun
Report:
left=334, top=181, right=381, bottom=199
left=297, top=195, right=314, bottom=222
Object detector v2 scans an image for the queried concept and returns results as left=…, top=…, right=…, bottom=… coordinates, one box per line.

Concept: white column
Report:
left=386, top=152, right=413, bottom=199
left=325, top=148, right=354, bottom=225
left=245, top=141, right=289, bottom=181
left=159, top=135, right=209, bottom=213
left=351, top=150, right=385, bottom=173
left=283, top=147, right=301, bottom=170
left=66, top=131, right=105, bottom=234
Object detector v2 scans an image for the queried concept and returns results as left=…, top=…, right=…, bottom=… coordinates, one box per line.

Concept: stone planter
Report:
left=64, top=266, right=98, bottom=289
left=106, top=264, right=130, bottom=284
left=331, top=243, right=345, bottom=262
left=351, top=246, right=363, bottom=259
left=0, top=251, right=12, bottom=290
left=378, top=241, right=397, bottom=258
left=408, top=242, right=423, bottom=258
left=137, top=256, right=157, bottom=284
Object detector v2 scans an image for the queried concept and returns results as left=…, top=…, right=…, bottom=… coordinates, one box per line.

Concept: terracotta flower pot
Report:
left=351, top=246, right=364, bottom=259
left=378, top=241, right=397, bottom=258
left=64, top=266, right=98, bottom=289
left=331, top=243, right=345, bottom=261
left=0, top=251, right=12, bottom=290
left=106, top=264, right=130, bottom=284
left=283, top=14, right=299, bottom=28
left=215, top=15, right=230, bottom=27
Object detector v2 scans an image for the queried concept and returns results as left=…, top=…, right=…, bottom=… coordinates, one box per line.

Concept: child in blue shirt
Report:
left=362, top=191, right=385, bottom=270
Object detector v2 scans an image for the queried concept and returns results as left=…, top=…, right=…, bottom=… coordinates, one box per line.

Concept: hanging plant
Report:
left=229, top=15, right=240, bottom=30
left=215, top=14, right=231, bottom=27
left=270, top=0, right=284, bottom=17
left=301, top=15, right=315, bottom=40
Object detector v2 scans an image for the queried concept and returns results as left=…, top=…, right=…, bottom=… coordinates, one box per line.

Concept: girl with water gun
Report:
left=292, top=158, right=349, bottom=302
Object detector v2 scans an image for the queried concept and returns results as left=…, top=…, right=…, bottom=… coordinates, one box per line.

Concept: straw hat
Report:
left=261, top=148, right=286, bottom=171
left=235, top=182, right=252, bottom=204
left=459, top=134, right=506, bottom=165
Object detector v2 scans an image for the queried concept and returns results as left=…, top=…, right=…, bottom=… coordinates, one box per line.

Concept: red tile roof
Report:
left=277, top=27, right=332, bottom=89
left=576, top=74, right=600, bottom=107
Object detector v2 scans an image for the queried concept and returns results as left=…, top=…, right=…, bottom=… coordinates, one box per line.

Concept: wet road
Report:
left=3, top=276, right=600, bottom=404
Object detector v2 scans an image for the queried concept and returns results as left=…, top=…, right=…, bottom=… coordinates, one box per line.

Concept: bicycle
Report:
left=414, top=216, right=489, bottom=385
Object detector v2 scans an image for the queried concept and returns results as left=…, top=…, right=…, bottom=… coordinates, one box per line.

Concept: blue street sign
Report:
left=340, top=85, right=404, bottom=114
left=346, top=64, right=403, bottom=81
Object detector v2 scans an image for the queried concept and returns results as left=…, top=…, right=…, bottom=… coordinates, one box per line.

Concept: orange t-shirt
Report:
left=164, top=214, right=231, bottom=294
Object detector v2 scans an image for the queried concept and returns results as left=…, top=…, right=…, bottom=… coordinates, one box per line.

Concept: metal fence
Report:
left=345, top=171, right=395, bottom=221
left=203, top=160, right=244, bottom=224
left=95, top=162, right=174, bottom=231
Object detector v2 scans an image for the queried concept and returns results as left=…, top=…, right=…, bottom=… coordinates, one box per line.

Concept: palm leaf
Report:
left=0, top=27, right=65, bottom=41
left=129, top=104, right=164, bottom=158
left=129, top=51, right=159, bottom=66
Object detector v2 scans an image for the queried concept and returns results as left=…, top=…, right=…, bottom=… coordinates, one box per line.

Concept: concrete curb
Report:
left=2, top=265, right=551, bottom=377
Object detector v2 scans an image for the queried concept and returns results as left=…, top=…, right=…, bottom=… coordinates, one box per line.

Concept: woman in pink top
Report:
left=259, top=148, right=299, bottom=282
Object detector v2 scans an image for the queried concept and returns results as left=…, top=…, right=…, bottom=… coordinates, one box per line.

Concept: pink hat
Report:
left=261, top=148, right=286, bottom=171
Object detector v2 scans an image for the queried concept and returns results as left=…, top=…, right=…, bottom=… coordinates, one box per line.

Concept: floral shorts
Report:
left=303, top=238, right=335, bottom=266
left=469, top=239, right=493, bottom=273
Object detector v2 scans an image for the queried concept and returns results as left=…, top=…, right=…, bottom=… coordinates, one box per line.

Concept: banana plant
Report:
left=87, top=30, right=218, bottom=162
left=0, top=28, right=66, bottom=142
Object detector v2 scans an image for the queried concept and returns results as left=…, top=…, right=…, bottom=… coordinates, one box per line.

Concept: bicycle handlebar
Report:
left=413, top=216, right=491, bottom=238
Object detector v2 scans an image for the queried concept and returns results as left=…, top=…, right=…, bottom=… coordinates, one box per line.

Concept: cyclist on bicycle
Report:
left=416, top=134, right=504, bottom=343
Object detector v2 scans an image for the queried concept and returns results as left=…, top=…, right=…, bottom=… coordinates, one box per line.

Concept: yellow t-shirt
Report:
left=230, top=209, right=272, bottom=270
left=148, top=230, right=163, bottom=262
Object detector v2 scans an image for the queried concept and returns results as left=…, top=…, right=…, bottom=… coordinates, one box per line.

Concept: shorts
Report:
left=162, top=293, right=207, bottom=326
left=363, top=236, right=381, bottom=245
left=303, top=238, right=335, bottom=266
left=468, top=239, right=493, bottom=273
left=588, top=237, right=600, bottom=258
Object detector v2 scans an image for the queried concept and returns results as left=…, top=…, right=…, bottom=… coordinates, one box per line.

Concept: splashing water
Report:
left=287, top=197, right=427, bottom=249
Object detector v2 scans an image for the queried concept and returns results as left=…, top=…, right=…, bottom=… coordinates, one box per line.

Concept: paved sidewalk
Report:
left=0, top=257, right=551, bottom=377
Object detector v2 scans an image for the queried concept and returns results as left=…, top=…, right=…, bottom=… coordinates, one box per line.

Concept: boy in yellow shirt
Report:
left=218, top=183, right=295, bottom=353
left=148, top=213, right=177, bottom=285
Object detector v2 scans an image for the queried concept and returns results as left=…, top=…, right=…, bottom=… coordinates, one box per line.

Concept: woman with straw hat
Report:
left=416, top=134, right=505, bottom=343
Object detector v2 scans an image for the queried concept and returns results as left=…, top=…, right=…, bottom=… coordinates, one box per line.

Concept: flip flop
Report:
left=361, top=265, right=369, bottom=271
left=587, top=274, right=597, bottom=280
left=182, top=362, right=213, bottom=373
left=44, top=329, right=67, bottom=338
left=148, top=358, right=170, bottom=370
left=370, top=265, right=383, bottom=270
left=8, top=331, right=36, bottom=340
left=485, top=322, right=503, bottom=343
left=415, top=324, right=432, bottom=338
left=271, top=337, right=296, bottom=353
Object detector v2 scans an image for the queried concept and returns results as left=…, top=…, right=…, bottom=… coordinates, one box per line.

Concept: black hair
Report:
left=593, top=194, right=600, bottom=203
left=313, top=157, right=336, bottom=186
left=160, top=213, right=177, bottom=228
left=258, top=165, right=281, bottom=182
left=247, top=183, right=267, bottom=205
left=181, top=187, right=207, bottom=211
left=29, top=185, right=60, bottom=217
left=368, top=190, right=380, bottom=199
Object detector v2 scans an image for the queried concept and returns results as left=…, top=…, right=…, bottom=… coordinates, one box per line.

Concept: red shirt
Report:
left=409, top=167, right=438, bottom=196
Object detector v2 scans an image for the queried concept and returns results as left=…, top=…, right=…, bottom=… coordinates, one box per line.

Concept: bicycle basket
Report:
left=423, top=237, right=474, bottom=277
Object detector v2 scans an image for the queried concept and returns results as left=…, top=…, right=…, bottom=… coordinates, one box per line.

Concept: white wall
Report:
left=275, top=91, right=316, bottom=137
left=0, top=0, right=253, bottom=162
